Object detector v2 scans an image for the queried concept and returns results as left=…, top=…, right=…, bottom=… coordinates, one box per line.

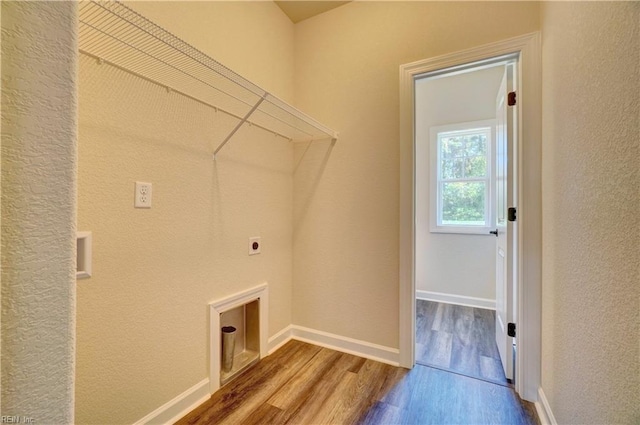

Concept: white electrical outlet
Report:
left=134, top=182, right=152, bottom=208
left=249, top=237, right=261, bottom=255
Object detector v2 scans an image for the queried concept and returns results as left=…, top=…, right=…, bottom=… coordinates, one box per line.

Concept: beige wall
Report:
left=2, top=1, right=637, bottom=423
left=5, top=1, right=639, bottom=423
left=0, top=2, right=2, bottom=411
left=541, top=2, right=639, bottom=423
left=1, top=2, right=77, bottom=422
left=126, top=1, right=294, bottom=104
left=293, top=1, right=540, bottom=348
left=75, top=2, right=295, bottom=424
left=415, top=66, right=504, bottom=301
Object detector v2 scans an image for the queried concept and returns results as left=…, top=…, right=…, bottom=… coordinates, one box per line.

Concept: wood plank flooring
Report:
left=176, top=339, right=538, bottom=425
left=416, top=300, right=509, bottom=385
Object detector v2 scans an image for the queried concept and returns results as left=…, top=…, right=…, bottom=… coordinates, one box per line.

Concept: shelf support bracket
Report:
left=213, top=93, right=268, bottom=160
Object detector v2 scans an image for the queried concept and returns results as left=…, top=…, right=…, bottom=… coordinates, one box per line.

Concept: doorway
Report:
left=399, top=33, right=542, bottom=402
left=413, top=60, right=516, bottom=385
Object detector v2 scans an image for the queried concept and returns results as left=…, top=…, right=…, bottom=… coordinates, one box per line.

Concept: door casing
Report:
left=399, top=32, right=541, bottom=401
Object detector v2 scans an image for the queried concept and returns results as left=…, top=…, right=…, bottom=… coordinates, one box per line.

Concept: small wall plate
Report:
left=248, top=237, right=261, bottom=255
left=77, top=231, right=92, bottom=279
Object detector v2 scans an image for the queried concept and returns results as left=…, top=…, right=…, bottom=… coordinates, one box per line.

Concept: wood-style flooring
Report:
left=176, top=339, right=538, bottom=425
left=416, top=300, right=509, bottom=385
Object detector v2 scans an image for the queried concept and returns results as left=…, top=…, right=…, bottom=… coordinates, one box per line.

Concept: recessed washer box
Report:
left=209, top=284, right=268, bottom=394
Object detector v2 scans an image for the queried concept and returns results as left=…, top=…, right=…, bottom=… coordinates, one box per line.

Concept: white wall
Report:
left=541, top=2, right=639, bottom=423
left=415, top=66, right=504, bottom=303
left=75, top=2, right=295, bottom=423
left=1, top=2, right=77, bottom=422
left=293, top=1, right=540, bottom=348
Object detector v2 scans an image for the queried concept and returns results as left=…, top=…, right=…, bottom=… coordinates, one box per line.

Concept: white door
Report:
left=494, top=63, right=517, bottom=380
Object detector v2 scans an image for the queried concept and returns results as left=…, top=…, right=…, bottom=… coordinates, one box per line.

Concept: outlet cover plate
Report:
left=249, top=237, right=261, bottom=255
left=135, top=181, right=152, bottom=208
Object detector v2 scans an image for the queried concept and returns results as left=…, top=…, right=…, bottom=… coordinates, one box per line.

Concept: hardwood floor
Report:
left=416, top=300, right=509, bottom=385
left=176, top=339, right=538, bottom=425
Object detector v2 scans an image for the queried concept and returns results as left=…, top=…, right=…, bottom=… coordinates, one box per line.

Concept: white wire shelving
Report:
left=78, top=0, right=338, bottom=159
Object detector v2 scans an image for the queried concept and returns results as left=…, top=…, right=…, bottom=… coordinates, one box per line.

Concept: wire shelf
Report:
left=78, top=0, right=338, bottom=157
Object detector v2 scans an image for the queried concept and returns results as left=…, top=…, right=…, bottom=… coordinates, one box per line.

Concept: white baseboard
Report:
left=134, top=325, right=398, bottom=425
left=535, top=387, right=557, bottom=425
left=268, top=325, right=294, bottom=354
left=271, top=325, right=400, bottom=366
left=416, top=290, right=496, bottom=310
left=133, top=378, right=210, bottom=425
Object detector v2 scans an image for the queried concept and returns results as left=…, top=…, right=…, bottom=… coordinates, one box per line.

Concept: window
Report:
left=430, top=120, right=494, bottom=234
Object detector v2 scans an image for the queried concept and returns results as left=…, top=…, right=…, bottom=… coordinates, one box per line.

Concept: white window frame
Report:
left=429, top=119, right=495, bottom=234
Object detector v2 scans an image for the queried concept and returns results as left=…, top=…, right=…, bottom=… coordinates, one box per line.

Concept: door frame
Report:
left=399, top=32, right=541, bottom=401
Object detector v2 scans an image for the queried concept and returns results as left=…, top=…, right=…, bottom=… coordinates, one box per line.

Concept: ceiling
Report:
left=274, top=1, right=351, bottom=23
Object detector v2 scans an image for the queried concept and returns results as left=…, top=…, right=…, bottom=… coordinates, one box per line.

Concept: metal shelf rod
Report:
left=213, top=94, right=267, bottom=160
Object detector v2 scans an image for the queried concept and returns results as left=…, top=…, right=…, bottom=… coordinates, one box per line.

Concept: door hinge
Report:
left=508, top=322, right=516, bottom=337
left=508, top=91, right=516, bottom=106
left=508, top=207, right=517, bottom=222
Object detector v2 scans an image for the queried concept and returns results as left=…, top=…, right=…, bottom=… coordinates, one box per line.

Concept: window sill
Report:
left=430, top=226, right=494, bottom=236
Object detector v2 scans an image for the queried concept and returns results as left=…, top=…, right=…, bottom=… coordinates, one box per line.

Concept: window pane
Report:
left=465, top=155, right=487, bottom=178
left=466, top=134, right=487, bottom=156
left=441, top=158, right=464, bottom=179
left=441, top=181, right=486, bottom=225
left=439, top=131, right=488, bottom=180
left=440, top=137, right=465, bottom=158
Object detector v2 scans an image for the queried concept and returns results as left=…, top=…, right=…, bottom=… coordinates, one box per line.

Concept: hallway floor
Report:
left=416, top=300, right=509, bottom=386
left=177, top=339, right=538, bottom=424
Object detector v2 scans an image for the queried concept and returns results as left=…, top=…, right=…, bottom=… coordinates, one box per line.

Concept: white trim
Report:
left=399, top=32, right=542, bottom=402
left=268, top=325, right=293, bottom=354
left=268, top=325, right=399, bottom=366
left=535, top=387, right=558, bottom=425
left=515, top=33, right=542, bottom=402
left=132, top=378, right=210, bottom=425
left=131, top=324, right=400, bottom=425
left=417, top=290, right=495, bottom=310
left=209, top=283, right=268, bottom=313
left=209, top=284, right=269, bottom=395
left=291, top=325, right=400, bottom=366
left=399, top=48, right=417, bottom=369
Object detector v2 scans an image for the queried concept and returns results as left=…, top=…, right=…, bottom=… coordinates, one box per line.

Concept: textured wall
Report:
left=75, top=2, right=294, bottom=424
left=541, top=2, right=640, bottom=423
left=415, top=66, right=503, bottom=301
left=0, top=2, right=2, bottom=411
left=293, top=1, right=540, bottom=348
left=1, top=2, right=77, bottom=422
left=127, top=1, right=295, bottom=104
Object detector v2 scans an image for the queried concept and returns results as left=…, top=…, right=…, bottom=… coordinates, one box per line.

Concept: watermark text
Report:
left=1, top=416, right=35, bottom=424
